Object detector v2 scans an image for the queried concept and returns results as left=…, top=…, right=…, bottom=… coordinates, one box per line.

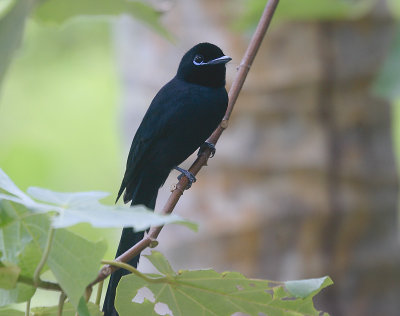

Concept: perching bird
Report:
left=103, top=42, right=231, bottom=316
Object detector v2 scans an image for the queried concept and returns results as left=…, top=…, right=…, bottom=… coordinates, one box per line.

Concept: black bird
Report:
left=103, top=42, right=231, bottom=316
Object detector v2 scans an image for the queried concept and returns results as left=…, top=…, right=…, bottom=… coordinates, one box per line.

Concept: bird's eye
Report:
left=193, top=55, right=204, bottom=65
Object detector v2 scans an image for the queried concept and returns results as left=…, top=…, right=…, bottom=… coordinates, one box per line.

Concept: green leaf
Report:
left=17, top=241, right=44, bottom=277
left=143, top=251, right=175, bottom=275
left=0, top=169, right=195, bottom=311
left=27, top=187, right=109, bottom=206
left=116, top=251, right=332, bottom=316
left=0, top=283, right=36, bottom=307
left=0, top=168, right=195, bottom=231
left=32, top=301, right=103, bottom=316
left=0, top=0, right=34, bottom=90
left=173, top=220, right=199, bottom=232
left=373, top=23, right=400, bottom=99
left=0, top=190, right=107, bottom=311
left=33, top=0, right=171, bottom=39
left=0, top=168, right=34, bottom=204
left=27, top=186, right=195, bottom=230
left=76, top=296, right=91, bottom=316
left=46, top=229, right=107, bottom=311
left=0, top=264, right=20, bottom=289
left=285, top=276, right=333, bottom=298
left=0, top=200, right=44, bottom=305
left=0, top=308, right=24, bottom=316
left=0, top=200, right=46, bottom=265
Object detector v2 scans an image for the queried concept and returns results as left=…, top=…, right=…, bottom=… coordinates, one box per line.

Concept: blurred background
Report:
left=1, top=0, right=400, bottom=315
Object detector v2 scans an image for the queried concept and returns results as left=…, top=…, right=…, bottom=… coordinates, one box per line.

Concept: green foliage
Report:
left=0, top=282, right=36, bottom=307
left=0, top=168, right=193, bottom=314
left=0, top=20, right=120, bottom=201
left=241, top=0, right=400, bottom=101
left=240, top=0, right=375, bottom=27
left=0, top=308, right=24, bottom=316
left=0, top=265, right=20, bottom=289
left=33, top=0, right=171, bottom=39
left=0, top=0, right=17, bottom=19
left=32, top=302, right=103, bottom=316
left=373, top=24, right=400, bottom=99
left=47, top=230, right=106, bottom=313
left=0, top=0, right=169, bottom=91
left=285, top=277, right=333, bottom=299
left=387, top=0, right=400, bottom=17
left=0, top=0, right=34, bottom=88
left=116, top=251, right=332, bottom=316
left=0, top=168, right=194, bottom=230
left=0, top=168, right=332, bottom=315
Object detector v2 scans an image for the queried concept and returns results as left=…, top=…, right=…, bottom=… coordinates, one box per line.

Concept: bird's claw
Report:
left=174, top=166, right=196, bottom=189
left=198, top=141, right=216, bottom=158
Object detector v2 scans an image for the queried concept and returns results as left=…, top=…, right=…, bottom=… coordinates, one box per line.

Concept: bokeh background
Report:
left=1, top=0, right=400, bottom=315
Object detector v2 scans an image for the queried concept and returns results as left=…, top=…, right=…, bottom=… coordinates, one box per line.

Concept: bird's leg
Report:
left=197, top=141, right=216, bottom=158
left=174, top=166, right=196, bottom=189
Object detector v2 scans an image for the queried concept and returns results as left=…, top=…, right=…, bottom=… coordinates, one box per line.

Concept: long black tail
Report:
left=103, top=194, right=157, bottom=316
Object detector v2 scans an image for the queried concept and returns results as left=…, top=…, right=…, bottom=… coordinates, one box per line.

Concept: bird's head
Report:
left=177, top=42, right=231, bottom=88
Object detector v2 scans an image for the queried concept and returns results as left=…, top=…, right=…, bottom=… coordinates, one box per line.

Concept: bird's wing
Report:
left=116, top=79, right=183, bottom=203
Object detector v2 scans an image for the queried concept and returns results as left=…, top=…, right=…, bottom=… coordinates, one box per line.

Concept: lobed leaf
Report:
left=0, top=168, right=196, bottom=313
left=27, top=187, right=195, bottom=230
left=0, top=169, right=196, bottom=231
left=0, top=198, right=107, bottom=312
left=116, top=251, right=332, bottom=316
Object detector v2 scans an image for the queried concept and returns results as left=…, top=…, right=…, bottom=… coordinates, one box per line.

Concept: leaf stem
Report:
left=95, top=281, right=104, bottom=306
left=25, top=299, right=31, bottom=316
left=101, top=260, right=166, bottom=284
left=58, top=292, right=66, bottom=316
left=18, top=274, right=62, bottom=291
left=34, top=227, right=55, bottom=286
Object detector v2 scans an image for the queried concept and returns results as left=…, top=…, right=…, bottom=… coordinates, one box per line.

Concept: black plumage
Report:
left=103, top=42, right=231, bottom=316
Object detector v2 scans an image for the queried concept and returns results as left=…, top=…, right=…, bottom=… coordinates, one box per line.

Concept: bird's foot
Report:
left=197, top=141, right=216, bottom=158
left=174, top=166, right=196, bottom=189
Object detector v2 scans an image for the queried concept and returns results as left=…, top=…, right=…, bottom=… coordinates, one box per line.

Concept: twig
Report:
left=89, top=0, right=280, bottom=288
left=34, top=227, right=55, bottom=286
left=102, top=260, right=167, bottom=284
left=95, top=280, right=104, bottom=306
left=25, top=299, right=31, bottom=316
left=18, top=274, right=62, bottom=291
left=58, top=292, right=66, bottom=316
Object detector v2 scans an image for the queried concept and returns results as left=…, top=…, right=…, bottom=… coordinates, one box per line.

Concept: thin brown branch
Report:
left=89, top=0, right=280, bottom=288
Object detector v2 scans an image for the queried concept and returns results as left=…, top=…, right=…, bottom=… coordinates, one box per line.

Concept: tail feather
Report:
left=103, top=185, right=157, bottom=316
left=102, top=228, right=145, bottom=316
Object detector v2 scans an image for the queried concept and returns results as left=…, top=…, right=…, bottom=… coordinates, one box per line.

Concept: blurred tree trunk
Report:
left=114, top=1, right=399, bottom=315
